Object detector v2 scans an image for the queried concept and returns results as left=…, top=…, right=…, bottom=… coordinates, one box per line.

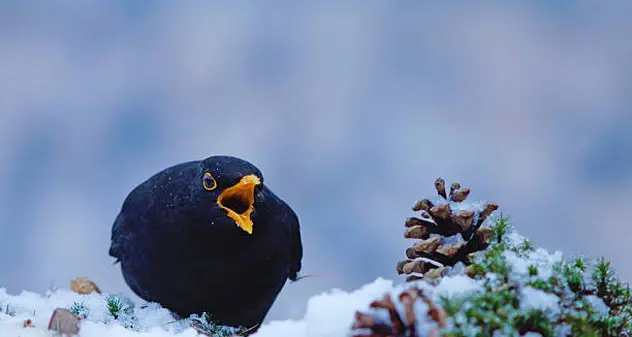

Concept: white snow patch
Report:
left=0, top=227, right=610, bottom=337
left=76, top=323, right=200, bottom=337
left=447, top=199, right=486, bottom=213
left=412, top=298, right=436, bottom=336
left=504, top=230, right=528, bottom=247
left=431, top=275, right=483, bottom=301
left=522, top=333, right=544, bottom=337
left=503, top=245, right=563, bottom=280
left=254, top=278, right=393, bottom=337
left=520, top=286, right=561, bottom=315
left=0, top=287, right=192, bottom=337
left=0, top=277, right=449, bottom=337
left=585, top=295, right=609, bottom=315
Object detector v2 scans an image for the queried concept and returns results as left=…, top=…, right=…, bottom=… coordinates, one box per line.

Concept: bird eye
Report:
left=203, top=172, right=217, bottom=191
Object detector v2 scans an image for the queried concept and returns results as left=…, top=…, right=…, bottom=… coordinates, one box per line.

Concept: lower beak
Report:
left=217, top=174, right=261, bottom=234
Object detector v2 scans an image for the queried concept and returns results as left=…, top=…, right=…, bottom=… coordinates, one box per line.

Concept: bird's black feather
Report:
left=109, top=156, right=303, bottom=328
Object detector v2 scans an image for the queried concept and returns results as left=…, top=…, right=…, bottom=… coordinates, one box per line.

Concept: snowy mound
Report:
left=0, top=288, right=193, bottom=337
left=2, top=223, right=628, bottom=337
left=0, top=209, right=632, bottom=337
left=2, top=279, right=394, bottom=337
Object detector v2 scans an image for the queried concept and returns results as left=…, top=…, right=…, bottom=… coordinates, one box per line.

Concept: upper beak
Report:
left=217, top=174, right=261, bottom=234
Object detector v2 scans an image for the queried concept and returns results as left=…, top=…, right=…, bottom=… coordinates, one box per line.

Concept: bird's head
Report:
left=195, top=155, right=264, bottom=235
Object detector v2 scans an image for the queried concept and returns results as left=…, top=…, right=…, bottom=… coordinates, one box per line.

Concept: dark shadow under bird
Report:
left=108, top=155, right=303, bottom=329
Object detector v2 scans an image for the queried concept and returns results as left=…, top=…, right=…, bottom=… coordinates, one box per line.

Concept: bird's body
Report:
left=109, top=156, right=302, bottom=328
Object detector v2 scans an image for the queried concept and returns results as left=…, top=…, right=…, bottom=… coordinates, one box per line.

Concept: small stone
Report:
left=71, top=277, right=101, bottom=294
left=48, top=308, right=81, bottom=336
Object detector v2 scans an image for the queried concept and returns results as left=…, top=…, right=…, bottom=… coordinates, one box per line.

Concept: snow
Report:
left=0, top=279, right=395, bottom=337
left=520, top=286, right=561, bottom=316
left=448, top=200, right=486, bottom=213
left=412, top=298, right=435, bottom=337
left=503, top=237, right=563, bottom=280
left=0, top=288, right=190, bottom=337
left=0, top=274, right=484, bottom=337
left=0, top=229, right=616, bottom=337
left=584, top=295, right=608, bottom=315
left=255, top=278, right=393, bottom=337
left=522, top=333, right=543, bottom=337
left=430, top=275, right=482, bottom=300
left=0, top=274, right=478, bottom=337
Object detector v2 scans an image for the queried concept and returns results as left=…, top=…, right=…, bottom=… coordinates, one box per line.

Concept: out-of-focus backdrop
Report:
left=1, top=2, right=631, bottom=322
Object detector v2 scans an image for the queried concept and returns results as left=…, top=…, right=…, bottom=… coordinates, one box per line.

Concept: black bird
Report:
left=109, top=155, right=303, bottom=328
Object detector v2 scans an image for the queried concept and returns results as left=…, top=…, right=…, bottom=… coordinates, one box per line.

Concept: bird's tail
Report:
left=289, top=273, right=330, bottom=283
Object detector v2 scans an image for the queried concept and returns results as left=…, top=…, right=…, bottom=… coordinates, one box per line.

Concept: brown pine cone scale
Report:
left=397, top=178, right=499, bottom=280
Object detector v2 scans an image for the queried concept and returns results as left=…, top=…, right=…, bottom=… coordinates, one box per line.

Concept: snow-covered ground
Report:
left=0, top=278, right=396, bottom=337
left=2, top=275, right=488, bottom=337
left=0, top=229, right=594, bottom=337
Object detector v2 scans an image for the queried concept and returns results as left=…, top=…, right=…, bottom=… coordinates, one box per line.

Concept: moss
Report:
left=69, top=302, right=90, bottom=319
left=189, top=312, right=246, bottom=337
left=438, top=216, right=632, bottom=337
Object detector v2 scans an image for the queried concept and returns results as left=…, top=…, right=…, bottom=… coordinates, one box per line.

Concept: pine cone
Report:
left=351, top=286, right=445, bottom=337
left=397, top=178, right=498, bottom=281
left=351, top=179, right=500, bottom=337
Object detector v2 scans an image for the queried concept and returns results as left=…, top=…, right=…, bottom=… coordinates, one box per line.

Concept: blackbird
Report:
left=109, top=155, right=303, bottom=328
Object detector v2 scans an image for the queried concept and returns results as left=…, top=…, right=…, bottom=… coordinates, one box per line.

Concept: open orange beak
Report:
left=217, top=174, right=261, bottom=234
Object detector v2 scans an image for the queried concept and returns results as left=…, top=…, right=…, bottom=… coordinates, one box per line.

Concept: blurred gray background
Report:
left=1, top=2, right=631, bottom=322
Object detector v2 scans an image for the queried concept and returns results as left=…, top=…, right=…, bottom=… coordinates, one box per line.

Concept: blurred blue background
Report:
left=1, top=2, right=631, bottom=322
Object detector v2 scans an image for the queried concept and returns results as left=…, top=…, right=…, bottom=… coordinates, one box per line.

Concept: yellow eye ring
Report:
left=203, top=172, right=217, bottom=191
